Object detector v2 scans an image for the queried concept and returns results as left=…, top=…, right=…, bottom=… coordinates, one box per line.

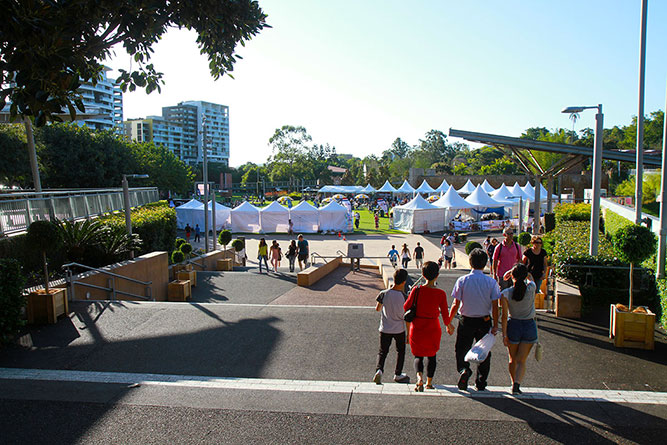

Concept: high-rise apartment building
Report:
left=125, top=100, right=230, bottom=166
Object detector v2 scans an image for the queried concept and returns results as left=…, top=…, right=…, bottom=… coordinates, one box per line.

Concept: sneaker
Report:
left=373, top=369, right=383, bottom=384
left=393, top=373, right=410, bottom=384
left=457, top=368, right=472, bottom=391
left=512, top=383, right=522, bottom=394
left=475, top=379, right=487, bottom=391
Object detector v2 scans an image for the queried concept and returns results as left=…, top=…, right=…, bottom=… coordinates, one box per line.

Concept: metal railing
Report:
left=0, top=187, right=159, bottom=236
left=63, top=262, right=153, bottom=301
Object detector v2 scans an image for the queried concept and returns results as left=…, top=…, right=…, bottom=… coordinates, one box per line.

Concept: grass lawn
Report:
left=353, top=209, right=403, bottom=235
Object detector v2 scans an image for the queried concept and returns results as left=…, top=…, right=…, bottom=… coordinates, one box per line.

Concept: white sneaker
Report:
left=394, top=373, right=410, bottom=383
left=373, top=369, right=383, bottom=384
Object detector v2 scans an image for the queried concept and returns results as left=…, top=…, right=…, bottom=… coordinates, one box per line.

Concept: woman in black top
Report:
left=522, top=235, right=548, bottom=292
left=286, top=240, right=298, bottom=272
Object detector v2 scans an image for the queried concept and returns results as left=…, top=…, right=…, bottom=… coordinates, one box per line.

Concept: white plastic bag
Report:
left=464, top=332, right=496, bottom=364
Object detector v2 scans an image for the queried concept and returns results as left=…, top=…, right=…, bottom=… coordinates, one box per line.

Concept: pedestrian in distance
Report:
left=387, top=244, right=400, bottom=268
left=373, top=268, right=411, bottom=385
left=500, top=263, right=538, bottom=394
left=286, top=240, right=298, bottom=272
left=374, top=211, right=380, bottom=229
left=185, top=224, right=192, bottom=243
left=400, top=243, right=411, bottom=269
left=288, top=219, right=294, bottom=235
left=297, top=234, right=309, bottom=271
left=441, top=239, right=455, bottom=270
left=413, top=242, right=424, bottom=269
left=270, top=240, right=281, bottom=272
left=354, top=211, right=360, bottom=230
left=522, top=235, right=548, bottom=294
left=194, top=224, right=201, bottom=243
left=448, top=248, right=501, bottom=391
left=257, top=238, right=269, bottom=273
left=492, top=227, right=522, bottom=290
left=404, top=261, right=453, bottom=392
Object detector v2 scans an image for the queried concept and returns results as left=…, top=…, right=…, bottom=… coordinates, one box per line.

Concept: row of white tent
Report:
left=318, top=178, right=555, bottom=198
left=391, top=182, right=557, bottom=233
left=176, top=199, right=352, bottom=234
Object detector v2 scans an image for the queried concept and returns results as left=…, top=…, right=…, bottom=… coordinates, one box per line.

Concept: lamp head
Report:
left=561, top=106, right=585, bottom=114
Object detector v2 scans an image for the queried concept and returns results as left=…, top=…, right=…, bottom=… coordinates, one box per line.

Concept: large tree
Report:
left=0, top=0, right=269, bottom=125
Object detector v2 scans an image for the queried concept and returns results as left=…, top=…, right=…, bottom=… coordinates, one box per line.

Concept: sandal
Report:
left=415, top=382, right=424, bottom=392
left=425, top=384, right=435, bottom=390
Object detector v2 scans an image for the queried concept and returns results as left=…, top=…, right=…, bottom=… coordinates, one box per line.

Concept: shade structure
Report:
left=175, top=199, right=204, bottom=229
left=208, top=201, right=232, bottom=230
left=362, top=184, right=376, bottom=193
left=435, top=179, right=450, bottom=192
left=457, top=179, right=476, bottom=195
left=318, top=200, right=350, bottom=233
left=392, top=194, right=446, bottom=233
left=318, top=185, right=365, bottom=194
left=507, top=183, right=532, bottom=201
left=481, top=179, right=496, bottom=194
left=433, top=186, right=475, bottom=225
left=260, top=201, right=290, bottom=233
left=289, top=201, right=319, bottom=233
left=523, top=181, right=556, bottom=200
left=354, top=193, right=369, bottom=200
left=395, top=180, right=416, bottom=194
left=230, top=201, right=261, bottom=233
left=377, top=180, right=397, bottom=193
left=465, top=185, right=506, bottom=219
left=415, top=180, right=436, bottom=194
left=491, top=184, right=514, bottom=200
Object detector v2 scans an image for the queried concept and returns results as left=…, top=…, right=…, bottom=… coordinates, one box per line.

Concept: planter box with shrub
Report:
left=27, top=287, right=68, bottom=324
left=609, top=304, right=655, bottom=350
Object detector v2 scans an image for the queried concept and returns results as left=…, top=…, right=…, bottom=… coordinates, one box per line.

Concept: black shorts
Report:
left=298, top=253, right=308, bottom=261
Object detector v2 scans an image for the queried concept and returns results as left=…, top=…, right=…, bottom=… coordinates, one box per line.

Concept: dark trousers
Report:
left=376, top=332, right=406, bottom=375
left=414, top=355, right=437, bottom=378
left=194, top=233, right=200, bottom=242
left=402, top=258, right=409, bottom=268
left=455, top=316, right=492, bottom=384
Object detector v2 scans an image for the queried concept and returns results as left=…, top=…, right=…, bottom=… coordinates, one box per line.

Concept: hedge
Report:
left=656, top=278, right=667, bottom=330
left=603, top=208, right=633, bottom=239
left=554, top=203, right=591, bottom=223
left=0, top=259, right=27, bottom=345
left=465, top=241, right=483, bottom=255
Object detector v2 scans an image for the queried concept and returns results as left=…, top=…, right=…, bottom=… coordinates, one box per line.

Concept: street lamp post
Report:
left=635, top=0, right=648, bottom=224
left=562, top=105, right=604, bottom=256
left=202, top=115, right=209, bottom=253
left=657, top=79, right=667, bottom=279
left=122, top=174, right=149, bottom=259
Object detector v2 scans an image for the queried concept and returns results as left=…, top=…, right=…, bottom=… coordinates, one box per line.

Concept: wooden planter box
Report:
left=609, top=304, right=655, bottom=350
left=534, top=292, right=547, bottom=309
left=217, top=258, right=233, bottom=271
left=173, top=263, right=193, bottom=274
left=27, top=288, right=68, bottom=324
left=168, top=280, right=191, bottom=302
left=176, top=270, right=197, bottom=287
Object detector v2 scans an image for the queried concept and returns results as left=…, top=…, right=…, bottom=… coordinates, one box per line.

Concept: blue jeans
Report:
left=258, top=255, right=269, bottom=272
left=506, top=318, right=538, bottom=344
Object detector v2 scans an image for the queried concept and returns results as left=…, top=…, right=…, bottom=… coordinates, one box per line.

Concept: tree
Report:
left=130, top=141, right=195, bottom=196
left=1, top=0, right=269, bottom=125
left=0, top=123, right=31, bottom=187
left=613, top=225, right=656, bottom=309
left=267, top=125, right=312, bottom=181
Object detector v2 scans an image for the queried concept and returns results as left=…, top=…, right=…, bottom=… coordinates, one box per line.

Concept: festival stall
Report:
left=395, top=180, right=416, bottom=195
left=457, top=179, right=476, bottom=195
left=433, top=186, right=475, bottom=230
left=176, top=199, right=204, bottom=230
left=289, top=201, right=320, bottom=233
left=260, top=201, right=290, bottom=233
left=208, top=201, right=232, bottom=230
left=230, top=201, right=261, bottom=233
left=362, top=184, right=376, bottom=194
left=415, top=180, right=436, bottom=194
left=481, top=179, right=496, bottom=194
left=318, top=200, right=351, bottom=233
left=465, top=185, right=507, bottom=224
left=435, top=179, right=450, bottom=193
left=377, top=180, right=397, bottom=194
left=392, top=194, right=446, bottom=233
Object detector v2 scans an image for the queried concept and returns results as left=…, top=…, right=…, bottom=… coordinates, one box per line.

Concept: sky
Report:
left=107, top=0, right=667, bottom=167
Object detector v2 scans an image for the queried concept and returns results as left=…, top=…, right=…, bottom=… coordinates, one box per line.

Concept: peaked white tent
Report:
left=395, top=180, right=416, bottom=194
left=507, top=183, right=532, bottom=201
left=392, top=194, right=446, bottom=233
left=362, top=184, right=376, bottom=193
left=491, top=184, right=514, bottom=200
left=318, top=201, right=350, bottom=233
left=231, top=201, right=261, bottom=233
left=289, top=201, right=319, bottom=233
left=481, top=179, right=496, bottom=194
left=377, top=180, right=397, bottom=193
left=465, top=185, right=507, bottom=219
left=433, top=186, right=475, bottom=225
left=176, top=199, right=204, bottom=229
left=415, top=180, right=436, bottom=194
left=457, top=179, right=476, bottom=195
left=208, top=201, right=232, bottom=230
left=523, top=181, right=556, bottom=200
left=435, top=179, right=450, bottom=192
left=260, top=201, right=290, bottom=233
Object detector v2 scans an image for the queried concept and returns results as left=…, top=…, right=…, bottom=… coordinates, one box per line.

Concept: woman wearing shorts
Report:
left=400, top=244, right=411, bottom=269
left=500, top=263, right=537, bottom=394
left=441, top=239, right=455, bottom=269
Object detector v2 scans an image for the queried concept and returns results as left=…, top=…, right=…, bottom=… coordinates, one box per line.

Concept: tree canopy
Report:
left=0, top=0, right=269, bottom=125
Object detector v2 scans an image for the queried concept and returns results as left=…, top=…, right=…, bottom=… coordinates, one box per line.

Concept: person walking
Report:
left=297, top=234, right=309, bottom=271
left=270, top=240, right=282, bottom=272
left=522, top=235, right=548, bottom=293
left=257, top=238, right=269, bottom=273
left=286, top=240, right=298, bottom=272
left=185, top=224, right=192, bottom=243
left=500, top=263, right=538, bottom=394
left=288, top=219, right=294, bottom=235
left=387, top=245, right=400, bottom=268
left=492, top=227, right=522, bottom=290
left=354, top=211, right=360, bottom=230
left=400, top=244, right=411, bottom=269
left=449, top=248, right=501, bottom=391
left=374, top=211, right=380, bottom=229
left=404, top=261, right=453, bottom=392
left=194, top=224, right=201, bottom=243
left=373, top=268, right=411, bottom=385
left=441, top=238, right=455, bottom=270
left=413, top=242, right=424, bottom=269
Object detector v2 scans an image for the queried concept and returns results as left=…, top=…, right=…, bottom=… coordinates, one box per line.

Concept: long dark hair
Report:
left=259, top=238, right=267, bottom=247
left=511, top=263, right=529, bottom=301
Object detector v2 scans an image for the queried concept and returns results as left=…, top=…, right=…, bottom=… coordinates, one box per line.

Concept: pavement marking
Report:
left=1, top=368, right=666, bottom=405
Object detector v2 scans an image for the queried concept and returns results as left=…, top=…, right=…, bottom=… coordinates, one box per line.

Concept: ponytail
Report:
left=510, top=263, right=529, bottom=301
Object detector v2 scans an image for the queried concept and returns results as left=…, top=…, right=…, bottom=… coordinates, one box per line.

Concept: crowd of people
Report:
left=256, top=234, right=310, bottom=273
left=374, top=228, right=548, bottom=394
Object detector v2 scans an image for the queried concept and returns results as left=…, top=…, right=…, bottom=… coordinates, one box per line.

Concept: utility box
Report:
left=347, top=243, right=364, bottom=258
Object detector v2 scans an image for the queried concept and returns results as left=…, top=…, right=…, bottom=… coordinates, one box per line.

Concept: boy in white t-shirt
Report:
left=373, top=268, right=411, bottom=384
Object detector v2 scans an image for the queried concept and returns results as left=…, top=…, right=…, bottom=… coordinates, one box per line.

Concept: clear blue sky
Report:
left=108, top=0, right=667, bottom=167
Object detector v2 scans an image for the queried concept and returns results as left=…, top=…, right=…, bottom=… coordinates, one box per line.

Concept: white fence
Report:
left=600, top=197, right=660, bottom=236
left=0, top=188, right=159, bottom=236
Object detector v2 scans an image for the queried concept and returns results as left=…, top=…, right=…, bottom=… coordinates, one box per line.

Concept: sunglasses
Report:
left=533, top=241, right=542, bottom=244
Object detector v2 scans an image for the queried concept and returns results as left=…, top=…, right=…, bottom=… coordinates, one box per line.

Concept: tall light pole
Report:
left=122, top=174, right=149, bottom=259
left=657, top=79, right=667, bottom=279
left=202, top=115, right=209, bottom=253
left=635, top=0, right=648, bottom=224
left=562, top=105, right=604, bottom=256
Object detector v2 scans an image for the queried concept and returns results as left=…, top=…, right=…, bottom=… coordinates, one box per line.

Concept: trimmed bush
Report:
left=465, top=241, right=483, bottom=255
left=174, top=238, right=187, bottom=249
left=0, top=259, right=27, bottom=345
left=517, top=232, right=532, bottom=247
left=554, top=203, right=591, bottom=223
left=613, top=224, right=657, bottom=309
left=656, top=278, right=667, bottom=330
left=544, top=213, right=555, bottom=232
left=604, top=209, right=633, bottom=239
left=180, top=242, right=193, bottom=257
left=232, top=239, right=245, bottom=252
left=218, top=230, right=232, bottom=247
left=171, top=250, right=185, bottom=264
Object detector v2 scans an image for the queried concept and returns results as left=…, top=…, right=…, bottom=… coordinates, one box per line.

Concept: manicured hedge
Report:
left=465, top=241, right=483, bottom=255
left=554, top=203, right=591, bottom=223
left=603, top=208, right=633, bottom=239
left=656, top=278, right=667, bottom=330
left=0, top=259, right=26, bottom=345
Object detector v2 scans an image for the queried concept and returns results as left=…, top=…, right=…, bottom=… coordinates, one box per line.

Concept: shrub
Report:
left=171, top=250, right=185, bottom=264
left=544, top=213, right=555, bottom=232
left=289, top=193, right=302, bottom=201
left=174, top=238, right=187, bottom=249
left=218, top=230, right=232, bottom=247
left=180, top=242, right=193, bottom=257
left=554, top=203, right=591, bottom=223
left=232, top=239, right=245, bottom=252
left=656, top=278, right=667, bottom=330
left=517, top=232, right=532, bottom=247
left=26, top=220, right=62, bottom=291
left=604, top=209, right=633, bottom=239
left=465, top=241, right=482, bottom=255
left=613, top=224, right=657, bottom=308
left=0, top=259, right=27, bottom=345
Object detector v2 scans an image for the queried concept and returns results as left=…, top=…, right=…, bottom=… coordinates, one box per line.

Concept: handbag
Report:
left=452, top=260, right=457, bottom=268
left=534, top=318, right=543, bottom=361
left=403, top=286, right=421, bottom=322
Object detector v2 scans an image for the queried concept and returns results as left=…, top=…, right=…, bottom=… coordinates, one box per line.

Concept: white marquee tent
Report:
left=415, top=180, right=436, bottom=194
left=362, top=184, right=376, bottom=193
left=318, top=201, right=350, bottom=233
left=230, top=201, right=261, bottom=233
left=481, top=179, right=496, bottom=194
left=289, top=201, right=320, bottom=233
left=395, top=180, right=416, bottom=194
left=433, top=186, right=475, bottom=223
left=507, top=183, right=533, bottom=201
left=176, top=199, right=203, bottom=229
left=435, top=179, right=450, bottom=193
left=465, top=186, right=506, bottom=219
left=393, top=194, right=446, bottom=233
left=457, top=179, right=476, bottom=195
left=377, top=180, right=397, bottom=193
left=208, top=201, right=231, bottom=230
left=260, top=201, right=290, bottom=233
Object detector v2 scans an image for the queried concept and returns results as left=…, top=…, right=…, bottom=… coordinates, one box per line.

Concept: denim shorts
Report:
left=506, top=318, right=538, bottom=344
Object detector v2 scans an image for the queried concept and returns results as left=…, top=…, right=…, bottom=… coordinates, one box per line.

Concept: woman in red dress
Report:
left=404, top=261, right=453, bottom=391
